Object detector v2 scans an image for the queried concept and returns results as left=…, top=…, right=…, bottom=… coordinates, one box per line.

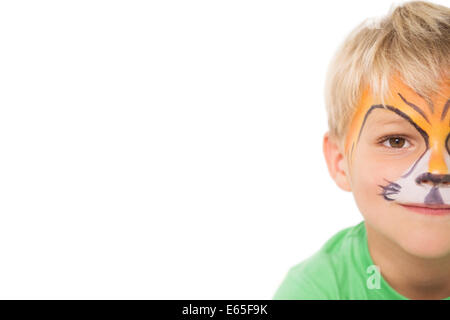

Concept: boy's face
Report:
left=331, top=77, right=450, bottom=259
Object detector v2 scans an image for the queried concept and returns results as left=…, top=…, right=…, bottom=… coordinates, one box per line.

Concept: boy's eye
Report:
left=381, top=136, right=411, bottom=149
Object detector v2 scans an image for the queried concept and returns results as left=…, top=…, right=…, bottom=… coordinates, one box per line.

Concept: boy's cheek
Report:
left=350, top=160, right=388, bottom=215
left=351, top=149, right=410, bottom=190
left=349, top=152, right=406, bottom=220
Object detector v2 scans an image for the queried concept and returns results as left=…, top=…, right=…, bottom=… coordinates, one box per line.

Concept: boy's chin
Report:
left=373, top=203, right=450, bottom=260
left=396, top=232, right=450, bottom=260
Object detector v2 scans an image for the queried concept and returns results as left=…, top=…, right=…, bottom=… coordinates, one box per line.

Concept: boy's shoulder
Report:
left=273, top=221, right=368, bottom=300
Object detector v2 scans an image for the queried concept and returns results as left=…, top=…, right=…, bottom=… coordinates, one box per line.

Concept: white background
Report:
left=0, top=0, right=448, bottom=299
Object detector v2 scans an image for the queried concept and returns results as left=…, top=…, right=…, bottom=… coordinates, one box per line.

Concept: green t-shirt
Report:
left=273, top=221, right=450, bottom=300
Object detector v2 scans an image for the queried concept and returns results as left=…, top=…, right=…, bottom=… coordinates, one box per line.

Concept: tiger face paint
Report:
left=345, top=77, right=450, bottom=207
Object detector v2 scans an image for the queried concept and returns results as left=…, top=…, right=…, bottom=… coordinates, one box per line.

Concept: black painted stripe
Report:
left=398, top=93, right=430, bottom=124
left=441, top=99, right=450, bottom=121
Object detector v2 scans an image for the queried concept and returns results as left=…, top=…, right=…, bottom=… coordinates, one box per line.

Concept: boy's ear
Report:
left=323, top=131, right=352, bottom=192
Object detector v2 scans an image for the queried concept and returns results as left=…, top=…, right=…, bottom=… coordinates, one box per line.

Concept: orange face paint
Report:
left=344, top=76, right=450, bottom=206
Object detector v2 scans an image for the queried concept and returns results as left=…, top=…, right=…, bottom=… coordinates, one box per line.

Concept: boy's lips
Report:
left=399, top=203, right=450, bottom=216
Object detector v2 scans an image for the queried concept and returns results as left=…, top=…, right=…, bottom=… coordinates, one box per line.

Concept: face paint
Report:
left=344, top=76, right=450, bottom=206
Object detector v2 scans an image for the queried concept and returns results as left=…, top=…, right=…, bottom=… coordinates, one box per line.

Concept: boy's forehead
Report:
left=361, top=77, right=434, bottom=114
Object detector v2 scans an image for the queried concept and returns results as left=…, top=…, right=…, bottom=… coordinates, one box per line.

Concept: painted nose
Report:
left=415, top=172, right=450, bottom=187
left=427, top=142, right=448, bottom=175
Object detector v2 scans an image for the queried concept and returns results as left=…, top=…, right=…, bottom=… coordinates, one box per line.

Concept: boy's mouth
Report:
left=399, top=203, right=450, bottom=216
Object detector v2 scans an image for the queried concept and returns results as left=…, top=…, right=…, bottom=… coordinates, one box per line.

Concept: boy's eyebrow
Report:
left=370, top=118, right=410, bottom=126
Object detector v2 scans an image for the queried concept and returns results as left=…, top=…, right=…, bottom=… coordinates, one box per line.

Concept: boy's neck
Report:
left=365, top=221, right=450, bottom=300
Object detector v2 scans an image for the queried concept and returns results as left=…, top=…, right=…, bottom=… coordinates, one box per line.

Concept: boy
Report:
left=274, top=1, right=450, bottom=300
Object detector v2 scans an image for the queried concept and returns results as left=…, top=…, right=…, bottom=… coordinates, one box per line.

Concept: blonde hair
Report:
left=324, top=1, right=450, bottom=143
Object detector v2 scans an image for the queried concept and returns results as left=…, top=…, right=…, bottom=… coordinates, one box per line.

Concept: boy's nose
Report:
left=415, top=172, right=450, bottom=187
left=427, top=142, right=448, bottom=175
